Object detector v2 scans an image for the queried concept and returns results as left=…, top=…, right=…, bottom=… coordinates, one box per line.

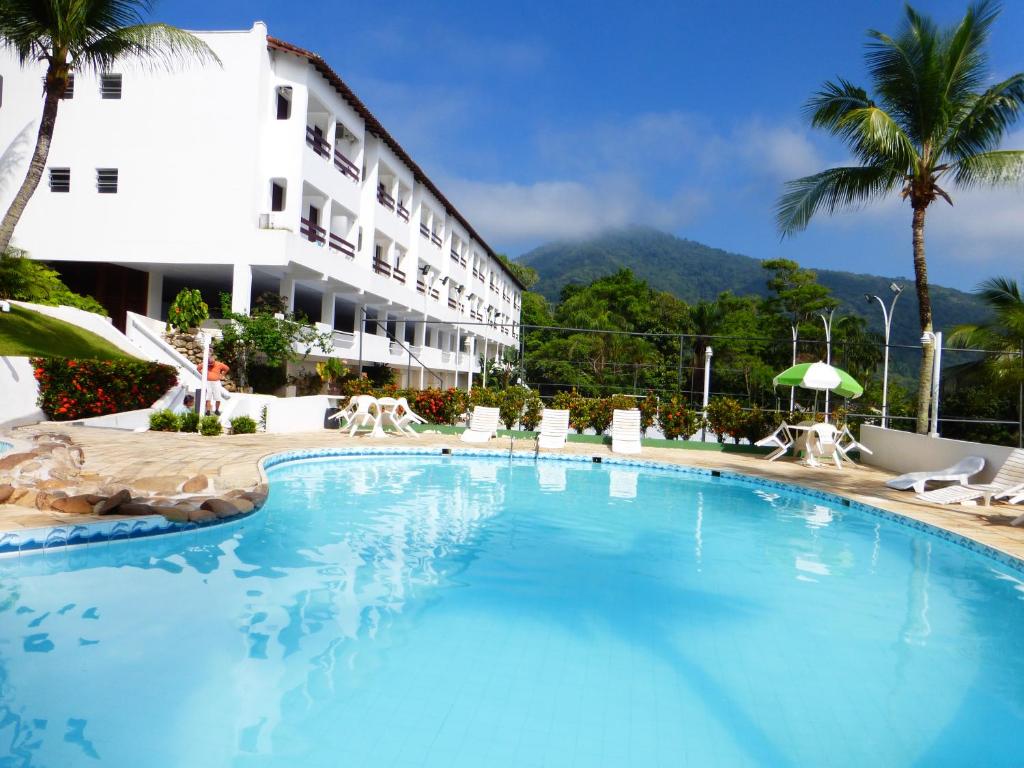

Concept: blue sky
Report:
left=163, top=0, right=1024, bottom=288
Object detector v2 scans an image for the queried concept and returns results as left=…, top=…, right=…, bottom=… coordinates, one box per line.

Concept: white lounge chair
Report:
left=381, top=397, right=426, bottom=437
left=460, top=406, right=500, bottom=444
left=346, top=395, right=383, bottom=437
left=917, top=449, right=1024, bottom=506
left=807, top=423, right=843, bottom=469
left=886, top=456, right=985, bottom=494
left=536, top=408, right=570, bottom=450
left=611, top=409, right=642, bottom=455
left=755, top=421, right=793, bottom=461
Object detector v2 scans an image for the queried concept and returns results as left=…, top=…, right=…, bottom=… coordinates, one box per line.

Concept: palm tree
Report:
left=949, top=276, right=1024, bottom=386
left=776, top=1, right=1024, bottom=433
left=0, top=0, right=219, bottom=254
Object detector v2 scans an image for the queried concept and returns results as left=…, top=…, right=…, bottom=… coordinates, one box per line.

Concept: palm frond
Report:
left=776, top=166, right=903, bottom=235
left=835, top=106, right=919, bottom=169
left=77, top=23, right=220, bottom=72
left=951, top=149, right=1024, bottom=188
left=942, top=74, right=1024, bottom=160
left=942, top=0, right=1000, bottom=104
left=805, top=79, right=873, bottom=130
left=975, top=276, right=1022, bottom=307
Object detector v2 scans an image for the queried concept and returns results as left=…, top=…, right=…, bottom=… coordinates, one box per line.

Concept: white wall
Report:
left=264, top=394, right=332, bottom=433
left=860, top=424, right=1014, bottom=484
left=0, top=356, right=45, bottom=428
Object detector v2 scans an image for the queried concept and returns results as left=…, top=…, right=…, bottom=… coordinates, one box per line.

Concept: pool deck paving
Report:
left=3, top=423, right=1024, bottom=563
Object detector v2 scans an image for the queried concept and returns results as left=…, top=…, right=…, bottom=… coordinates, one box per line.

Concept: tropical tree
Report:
left=948, top=276, right=1024, bottom=391
left=776, top=1, right=1024, bottom=433
left=0, top=0, right=220, bottom=254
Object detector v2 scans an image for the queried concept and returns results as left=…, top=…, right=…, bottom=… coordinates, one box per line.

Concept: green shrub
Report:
left=588, top=397, right=614, bottom=434
left=167, top=288, right=209, bottom=332
left=148, top=409, right=180, bottom=432
left=33, top=358, right=178, bottom=421
left=247, top=363, right=288, bottom=395
left=199, top=415, right=223, bottom=436
left=658, top=398, right=704, bottom=440
left=552, top=389, right=590, bottom=433
left=0, top=249, right=107, bottom=315
left=498, top=386, right=528, bottom=429
left=470, top=387, right=500, bottom=408
left=638, top=392, right=659, bottom=435
left=705, top=396, right=745, bottom=444
left=230, top=415, right=257, bottom=434
left=521, top=390, right=543, bottom=431
left=180, top=410, right=200, bottom=433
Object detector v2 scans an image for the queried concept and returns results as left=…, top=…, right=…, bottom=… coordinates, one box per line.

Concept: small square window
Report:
left=275, top=86, right=292, bottom=119
left=270, top=181, right=286, bottom=212
left=96, top=168, right=118, bottom=194
left=43, top=74, right=74, bottom=99
left=49, top=168, right=70, bottom=193
left=100, top=73, right=122, bottom=99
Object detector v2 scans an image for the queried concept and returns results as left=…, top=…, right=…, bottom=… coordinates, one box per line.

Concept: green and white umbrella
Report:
left=773, top=361, right=863, bottom=399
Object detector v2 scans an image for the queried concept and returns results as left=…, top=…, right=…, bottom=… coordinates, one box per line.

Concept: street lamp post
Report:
left=921, top=330, right=943, bottom=437
left=865, top=282, right=904, bottom=429
left=701, top=346, right=713, bottom=442
left=819, top=309, right=835, bottom=419
left=790, top=320, right=798, bottom=412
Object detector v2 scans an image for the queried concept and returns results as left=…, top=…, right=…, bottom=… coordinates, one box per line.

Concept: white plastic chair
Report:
left=835, top=425, right=873, bottom=465
left=918, top=449, right=1024, bottom=506
left=807, top=423, right=842, bottom=469
left=755, top=421, right=793, bottom=461
left=381, top=397, right=427, bottom=437
left=328, top=396, right=357, bottom=430
left=536, top=409, right=570, bottom=450
left=460, top=406, right=500, bottom=443
left=347, top=395, right=383, bottom=437
left=611, top=409, right=642, bottom=455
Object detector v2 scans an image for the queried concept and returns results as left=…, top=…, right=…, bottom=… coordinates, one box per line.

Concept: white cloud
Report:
left=443, top=175, right=707, bottom=244
left=735, top=121, right=828, bottom=179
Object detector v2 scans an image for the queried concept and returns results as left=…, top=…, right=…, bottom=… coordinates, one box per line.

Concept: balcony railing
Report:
left=447, top=297, right=458, bottom=310
left=419, top=223, right=431, bottom=239
left=333, top=150, right=359, bottom=181
left=416, top=278, right=426, bottom=294
left=328, top=233, right=355, bottom=258
left=472, top=268, right=482, bottom=281
left=429, top=288, right=440, bottom=301
left=490, top=283, right=499, bottom=294
left=377, top=187, right=395, bottom=211
left=450, top=249, right=461, bottom=263
left=430, top=232, right=442, bottom=247
left=373, top=257, right=392, bottom=277
left=300, top=217, right=326, bottom=245
left=392, top=265, right=406, bottom=283
left=396, top=202, right=410, bottom=222
left=305, top=126, right=330, bottom=159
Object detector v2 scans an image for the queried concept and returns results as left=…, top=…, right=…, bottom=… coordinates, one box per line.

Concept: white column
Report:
left=146, top=271, right=163, bottom=319
left=467, top=336, right=475, bottom=395
left=231, top=263, right=252, bottom=315
left=279, top=274, right=296, bottom=313
left=320, top=291, right=336, bottom=328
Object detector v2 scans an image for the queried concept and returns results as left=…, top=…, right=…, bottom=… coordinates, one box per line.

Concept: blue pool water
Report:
left=0, top=455, right=1022, bottom=767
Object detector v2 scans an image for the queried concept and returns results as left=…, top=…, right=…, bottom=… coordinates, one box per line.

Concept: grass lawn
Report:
left=0, top=305, right=134, bottom=360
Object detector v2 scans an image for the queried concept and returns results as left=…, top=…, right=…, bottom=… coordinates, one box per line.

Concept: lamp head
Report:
left=889, top=282, right=903, bottom=295
left=864, top=293, right=874, bottom=303
left=420, top=264, right=430, bottom=275
left=920, top=331, right=933, bottom=345
left=441, top=276, right=449, bottom=285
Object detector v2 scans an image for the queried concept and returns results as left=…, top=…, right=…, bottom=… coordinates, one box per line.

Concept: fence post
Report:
left=701, top=346, right=713, bottom=441
left=677, top=335, right=684, bottom=395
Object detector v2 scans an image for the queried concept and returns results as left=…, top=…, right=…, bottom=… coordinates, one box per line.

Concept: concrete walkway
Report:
left=4, top=424, right=1024, bottom=562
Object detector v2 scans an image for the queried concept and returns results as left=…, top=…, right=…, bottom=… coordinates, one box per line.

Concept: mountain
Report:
left=516, top=226, right=989, bottom=349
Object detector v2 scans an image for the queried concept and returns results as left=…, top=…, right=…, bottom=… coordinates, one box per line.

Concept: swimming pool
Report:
left=0, top=453, right=1021, bottom=766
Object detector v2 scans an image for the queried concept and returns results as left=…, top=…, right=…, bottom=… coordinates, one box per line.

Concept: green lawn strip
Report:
left=409, top=422, right=771, bottom=455
left=0, top=305, right=133, bottom=360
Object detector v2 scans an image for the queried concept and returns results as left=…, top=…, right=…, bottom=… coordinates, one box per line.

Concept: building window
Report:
left=100, top=73, right=122, bottom=99
left=357, top=227, right=363, bottom=251
left=0, top=75, right=4, bottom=109
left=96, top=168, right=118, bottom=193
left=270, top=181, right=286, bottom=212
left=49, top=168, right=71, bottom=193
left=275, top=86, right=292, bottom=119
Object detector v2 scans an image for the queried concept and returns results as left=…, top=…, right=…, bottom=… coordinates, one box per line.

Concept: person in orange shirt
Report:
left=204, top=356, right=230, bottom=415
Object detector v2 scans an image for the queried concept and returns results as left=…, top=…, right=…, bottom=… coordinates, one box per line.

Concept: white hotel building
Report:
left=0, top=22, right=523, bottom=388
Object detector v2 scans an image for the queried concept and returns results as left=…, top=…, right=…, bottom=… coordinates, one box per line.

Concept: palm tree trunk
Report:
left=911, top=204, right=934, bottom=434
left=0, top=71, right=63, bottom=255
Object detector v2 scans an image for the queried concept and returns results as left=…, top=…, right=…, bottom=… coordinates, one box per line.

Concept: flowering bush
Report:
left=411, top=387, right=467, bottom=425
left=521, top=391, right=543, bottom=431
left=705, top=396, right=745, bottom=444
left=552, top=390, right=591, bottom=433
left=658, top=398, right=704, bottom=440
left=638, top=392, right=659, bottom=435
left=33, top=358, right=178, bottom=421
left=588, top=397, right=614, bottom=434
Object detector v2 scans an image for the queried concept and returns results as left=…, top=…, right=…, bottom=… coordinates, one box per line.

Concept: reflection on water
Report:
left=0, top=456, right=1020, bottom=767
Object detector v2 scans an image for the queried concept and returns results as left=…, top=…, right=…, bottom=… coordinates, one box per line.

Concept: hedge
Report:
left=33, top=357, right=178, bottom=421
